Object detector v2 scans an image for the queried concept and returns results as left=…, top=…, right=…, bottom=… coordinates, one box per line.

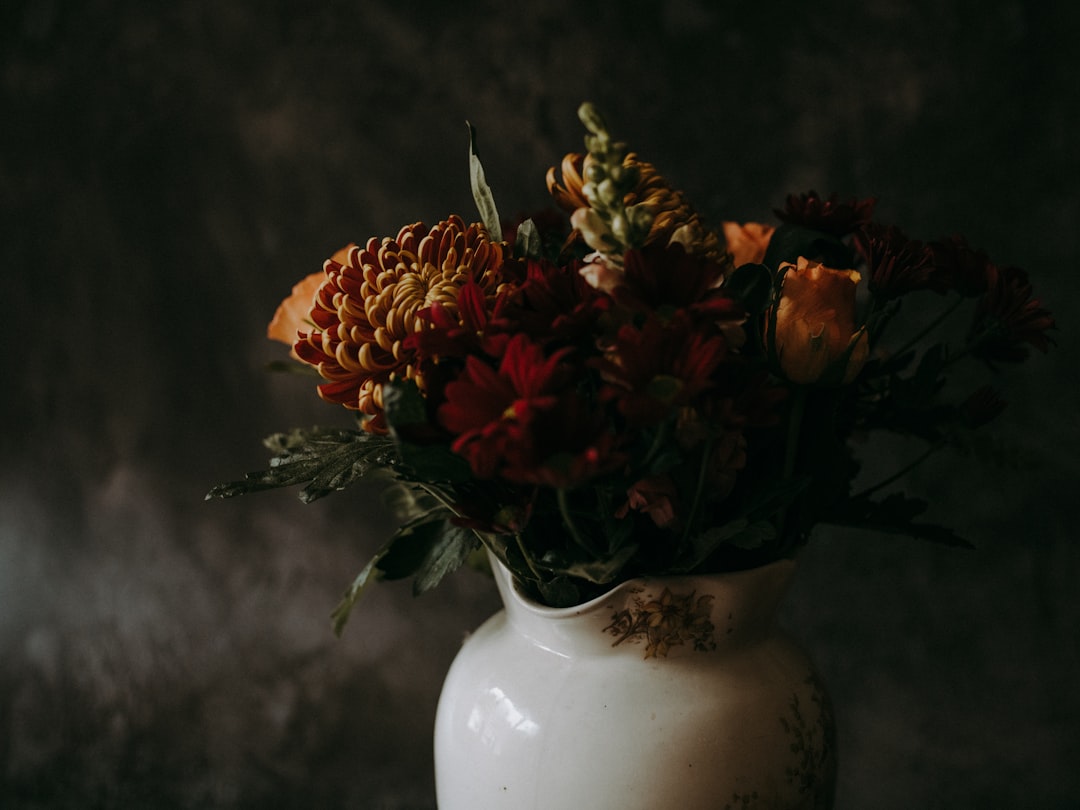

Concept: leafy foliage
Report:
left=206, top=428, right=397, bottom=503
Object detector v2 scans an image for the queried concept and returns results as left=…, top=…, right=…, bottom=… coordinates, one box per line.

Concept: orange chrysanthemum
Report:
left=546, top=151, right=729, bottom=269
left=294, top=215, right=508, bottom=433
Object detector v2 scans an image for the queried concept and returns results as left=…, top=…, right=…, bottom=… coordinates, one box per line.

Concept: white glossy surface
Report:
left=434, top=557, right=836, bottom=809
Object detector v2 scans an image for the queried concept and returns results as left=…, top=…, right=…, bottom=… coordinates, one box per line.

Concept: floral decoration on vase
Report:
left=210, top=103, right=1055, bottom=632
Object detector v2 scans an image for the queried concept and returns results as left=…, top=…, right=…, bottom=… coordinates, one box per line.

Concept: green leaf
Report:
left=331, top=516, right=479, bottom=636
left=670, top=474, right=809, bottom=572
left=468, top=122, right=502, bottom=240
left=382, top=481, right=444, bottom=524
left=331, top=545, right=390, bottom=636
left=537, top=576, right=582, bottom=608
left=382, top=380, right=473, bottom=483
left=206, top=428, right=397, bottom=503
left=376, top=516, right=480, bottom=596
left=411, top=523, right=480, bottom=595
left=514, top=217, right=542, bottom=259
left=376, top=517, right=451, bottom=581
left=381, top=378, right=428, bottom=428
left=539, top=542, right=639, bottom=585
left=762, top=223, right=854, bottom=270
left=724, top=262, right=774, bottom=316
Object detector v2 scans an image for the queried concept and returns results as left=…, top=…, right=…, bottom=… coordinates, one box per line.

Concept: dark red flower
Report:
left=774, top=190, right=877, bottom=237
left=853, top=222, right=947, bottom=299
left=408, top=277, right=512, bottom=362
left=438, top=334, right=618, bottom=487
left=929, top=235, right=993, bottom=297
left=969, top=264, right=1056, bottom=364
left=494, top=257, right=608, bottom=346
left=618, top=244, right=723, bottom=308
left=594, top=312, right=731, bottom=427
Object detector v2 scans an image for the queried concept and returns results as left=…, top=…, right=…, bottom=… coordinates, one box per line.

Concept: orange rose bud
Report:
left=772, top=257, right=869, bottom=384
left=722, top=221, right=775, bottom=267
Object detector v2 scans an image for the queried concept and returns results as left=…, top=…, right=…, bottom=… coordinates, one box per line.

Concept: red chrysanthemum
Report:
left=293, top=216, right=508, bottom=432
left=594, top=312, right=731, bottom=427
left=853, top=222, right=947, bottom=299
left=438, top=334, right=618, bottom=487
left=775, top=190, right=877, bottom=237
left=497, top=257, right=607, bottom=346
left=616, top=244, right=734, bottom=315
left=970, top=264, right=1056, bottom=364
left=929, top=235, right=992, bottom=297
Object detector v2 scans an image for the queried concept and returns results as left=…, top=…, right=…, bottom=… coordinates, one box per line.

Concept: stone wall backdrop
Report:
left=3, top=1, right=1078, bottom=808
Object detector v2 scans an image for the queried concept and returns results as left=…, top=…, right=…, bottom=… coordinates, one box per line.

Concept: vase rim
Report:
left=495, top=553, right=797, bottom=620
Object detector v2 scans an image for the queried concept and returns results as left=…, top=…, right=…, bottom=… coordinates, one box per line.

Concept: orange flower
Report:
left=292, top=216, right=508, bottom=432
left=772, top=257, right=868, bottom=385
left=268, top=246, right=355, bottom=358
left=722, top=221, right=774, bottom=268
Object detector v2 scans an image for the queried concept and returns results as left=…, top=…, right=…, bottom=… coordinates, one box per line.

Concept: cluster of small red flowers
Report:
left=268, top=175, right=1055, bottom=545
left=401, top=243, right=771, bottom=493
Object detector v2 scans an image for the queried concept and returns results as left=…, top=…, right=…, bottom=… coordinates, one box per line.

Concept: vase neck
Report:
left=490, top=554, right=795, bottom=660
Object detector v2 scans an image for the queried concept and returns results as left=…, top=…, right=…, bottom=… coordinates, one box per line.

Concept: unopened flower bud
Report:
left=627, top=204, right=654, bottom=233
left=771, top=257, right=869, bottom=385
left=598, top=178, right=620, bottom=206
left=609, top=212, right=629, bottom=243
left=578, top=102, right=609, bottom=138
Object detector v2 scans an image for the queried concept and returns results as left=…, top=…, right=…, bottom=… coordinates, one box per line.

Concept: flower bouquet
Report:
left=209, top=103, right=1054, bottom=634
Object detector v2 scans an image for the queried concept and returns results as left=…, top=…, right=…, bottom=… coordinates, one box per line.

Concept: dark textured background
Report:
left=3, top=1, right=1079, bottom=808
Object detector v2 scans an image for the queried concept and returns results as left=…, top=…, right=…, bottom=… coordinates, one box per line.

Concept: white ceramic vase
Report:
left=434, top=554, right=836, bottom=809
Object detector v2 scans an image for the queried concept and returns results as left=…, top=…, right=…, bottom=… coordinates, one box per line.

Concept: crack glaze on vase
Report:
left=434, top=555, right=836, bottom=810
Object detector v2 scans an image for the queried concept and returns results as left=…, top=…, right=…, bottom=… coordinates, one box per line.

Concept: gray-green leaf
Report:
left=468, top=121, right=502, bottom=240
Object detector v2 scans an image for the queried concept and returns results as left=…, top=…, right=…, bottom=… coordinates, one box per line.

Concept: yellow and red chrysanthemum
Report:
left=277, top=215, right=509, bottom=433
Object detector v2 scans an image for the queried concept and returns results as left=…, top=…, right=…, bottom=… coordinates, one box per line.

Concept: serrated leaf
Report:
left=411, top=523, right=480, bottom=595
left=468, top=122, right=502, bottom=241
left=331, top=546, right=390, bottom=636
left=375, top=517, right=480, bottom=596
left=375, top=518, right=450, bottom=581
left=206, top=428, right=397, bottom=502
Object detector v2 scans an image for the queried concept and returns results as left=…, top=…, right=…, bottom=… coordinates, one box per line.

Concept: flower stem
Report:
left=890, top=295, right=965, bottom=359
left=782, top=387, right=807, bottom=481
left=777, top=387, right=808, bottom=548
left=680, top=435, right=716, bottom=546
left=557, top=488, right=599, bottom=557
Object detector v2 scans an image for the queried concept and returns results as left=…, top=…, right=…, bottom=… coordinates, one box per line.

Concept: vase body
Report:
left=434, top=556, right=836, bottom=810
